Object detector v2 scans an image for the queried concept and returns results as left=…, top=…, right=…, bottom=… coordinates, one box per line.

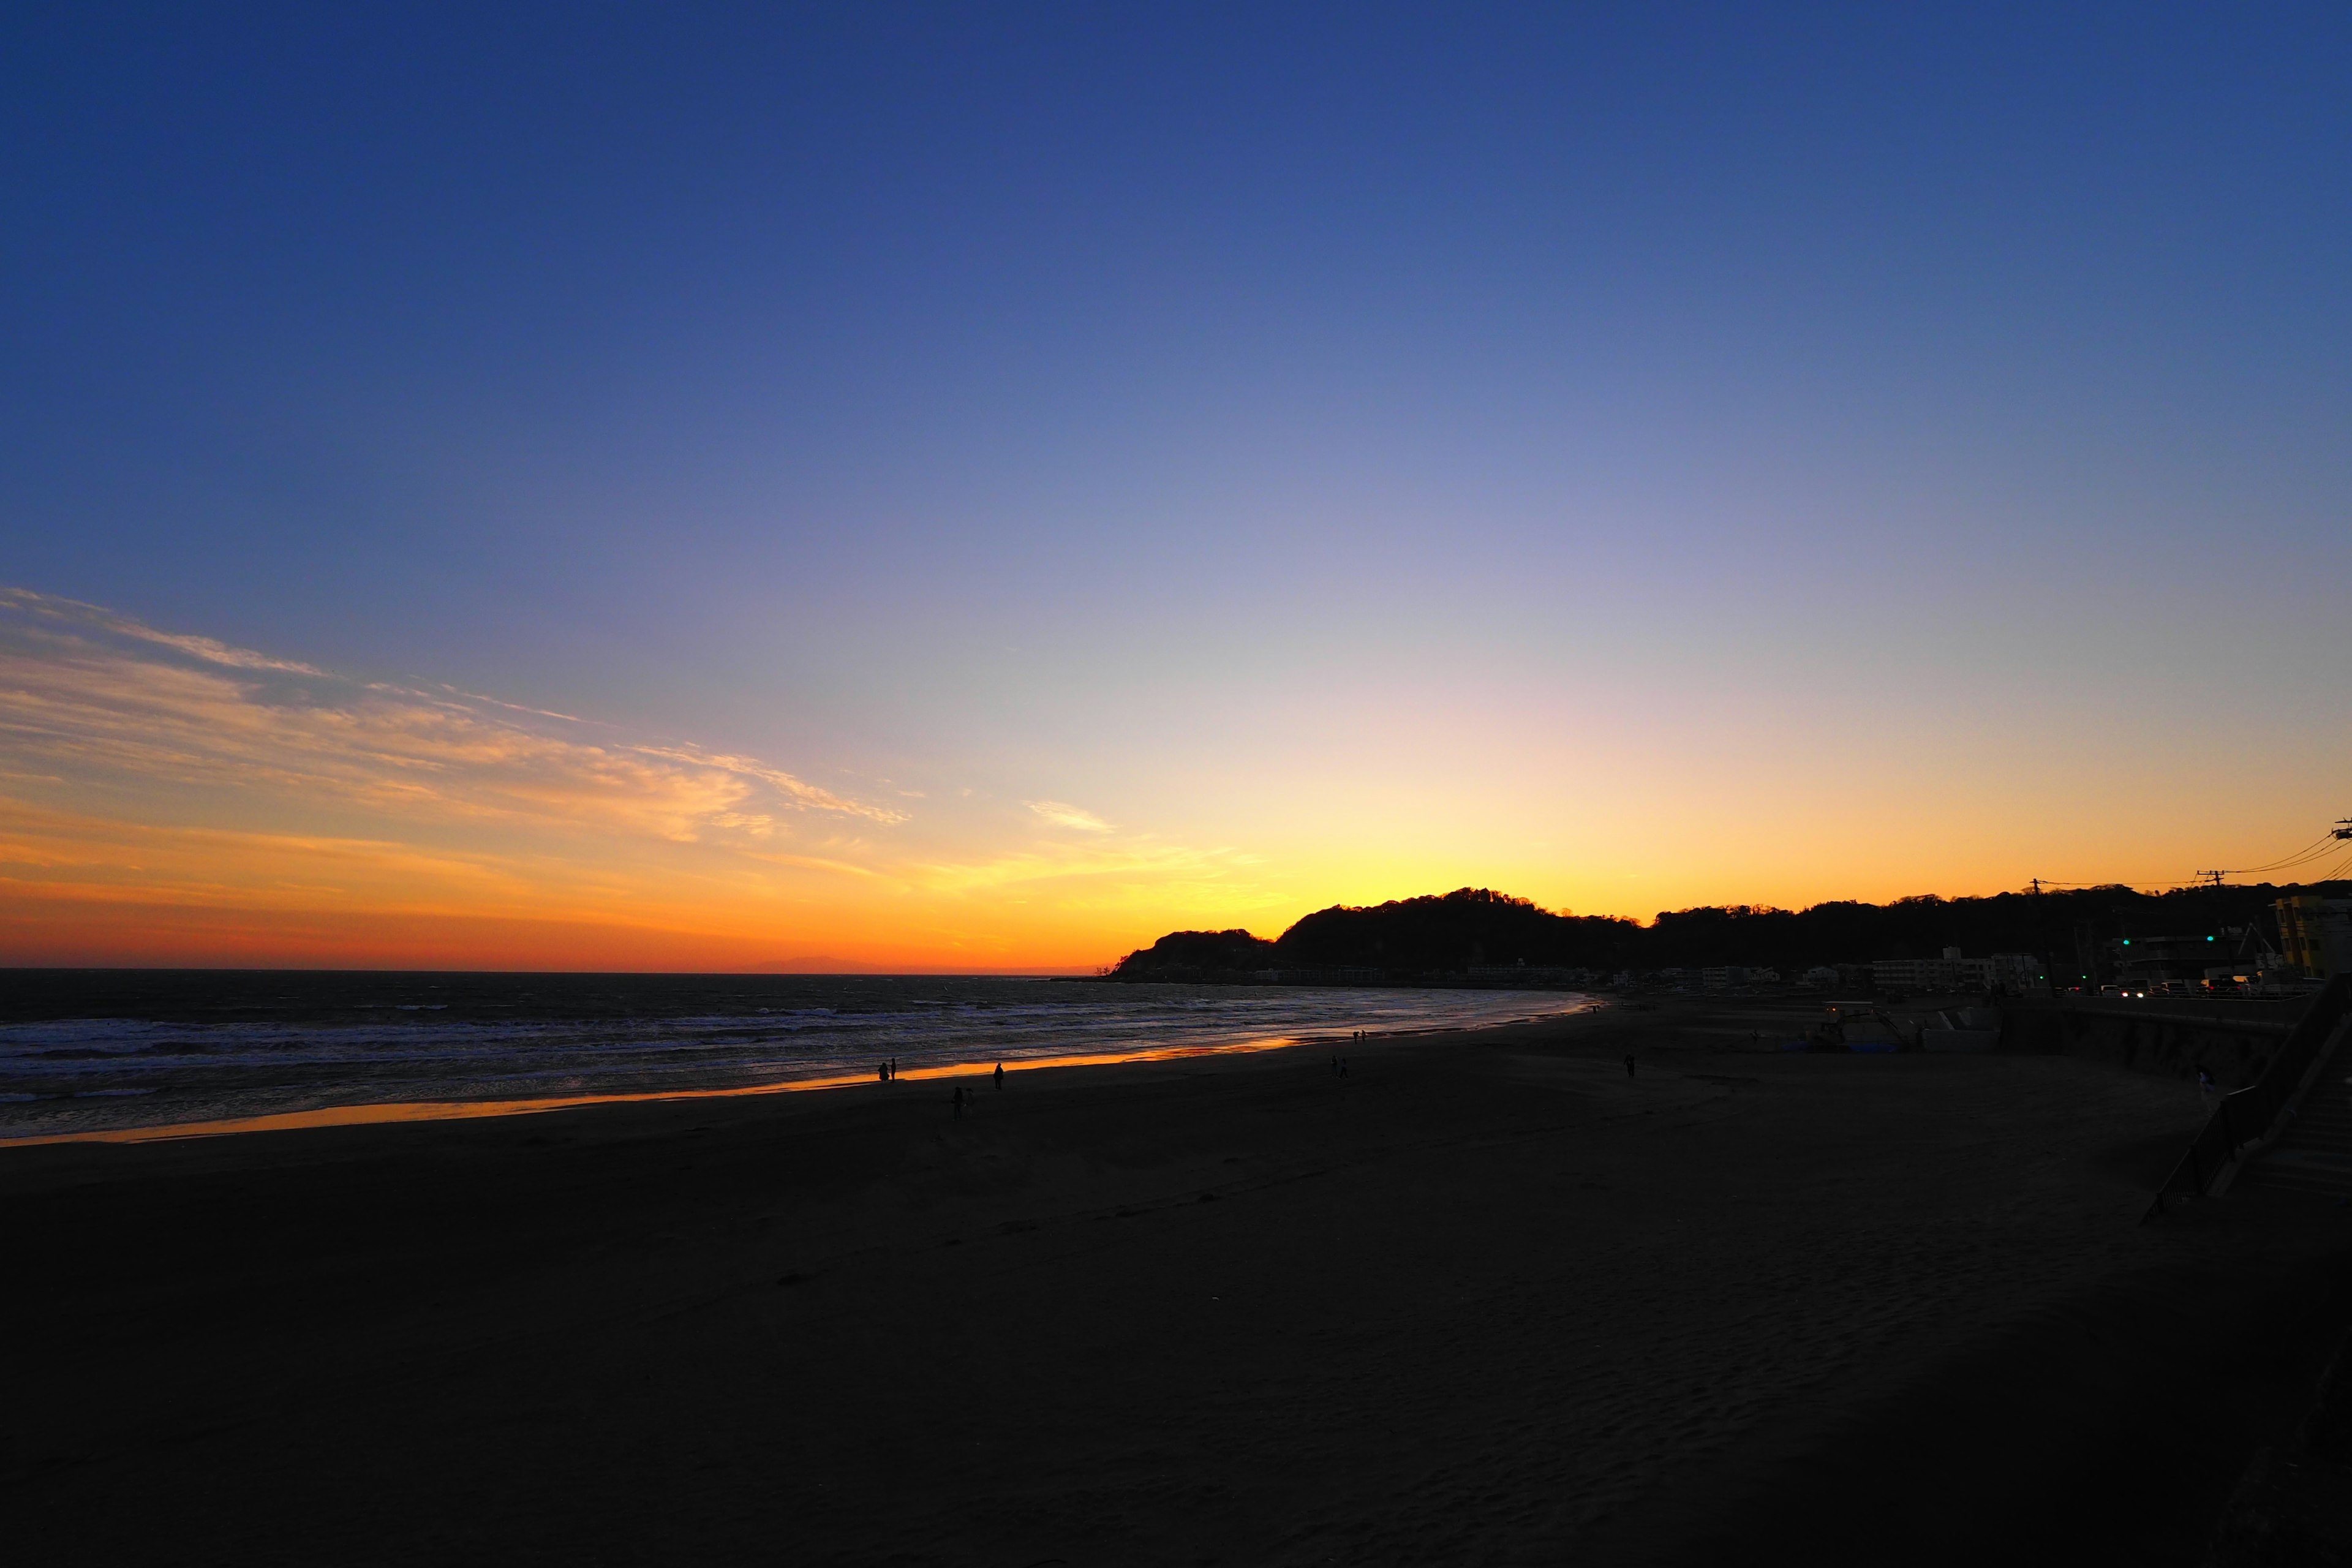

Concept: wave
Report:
left=0, top=976, right=1586, bottom=1139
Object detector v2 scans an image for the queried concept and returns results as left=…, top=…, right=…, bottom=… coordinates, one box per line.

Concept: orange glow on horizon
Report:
left=3, top=587, right=2340, bottom=973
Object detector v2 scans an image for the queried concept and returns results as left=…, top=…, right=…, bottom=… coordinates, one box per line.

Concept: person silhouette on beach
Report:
left=993, top=1061, right=1005, bottom=1090
left=952, top=1084, right=965, bottom=1119
left=1624, top=1054, right=1636, bottom=1079
left=878, top=1061, right=888, bottom=1084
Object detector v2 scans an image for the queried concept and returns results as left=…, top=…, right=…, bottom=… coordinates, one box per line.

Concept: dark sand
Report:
left=10, top=1001, right=2351, bottom=1566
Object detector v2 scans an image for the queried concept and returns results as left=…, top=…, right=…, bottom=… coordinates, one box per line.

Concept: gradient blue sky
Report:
left=3, top=5, right=2348, bottom=966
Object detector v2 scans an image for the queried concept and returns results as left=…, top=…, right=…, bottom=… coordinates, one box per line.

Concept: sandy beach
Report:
left=9, top=1000, right=2350, bottom=1565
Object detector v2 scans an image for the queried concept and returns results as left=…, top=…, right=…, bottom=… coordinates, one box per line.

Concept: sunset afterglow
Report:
left=4, top=10, right=2346, bottom=970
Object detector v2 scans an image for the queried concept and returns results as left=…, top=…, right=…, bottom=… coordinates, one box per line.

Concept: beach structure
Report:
left=2147, top=973, right=2352, bottom=1215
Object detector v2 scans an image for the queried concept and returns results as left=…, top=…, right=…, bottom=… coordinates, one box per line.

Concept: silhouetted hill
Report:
left=1109, top=929, right=1278, bottom=978
left=1275, top=889, right=1642, bottom=971
left=1106, top=889, right=1629, bottom=978
left=1104, top=881, right=2343, bottom=982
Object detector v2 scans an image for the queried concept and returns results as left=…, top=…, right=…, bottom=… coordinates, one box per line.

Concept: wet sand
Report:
left=9, top=1001, right=2351, bottom=1565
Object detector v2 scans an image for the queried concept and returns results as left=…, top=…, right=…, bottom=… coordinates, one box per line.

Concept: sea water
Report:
left=0, top=971, right=1587, bottom=1139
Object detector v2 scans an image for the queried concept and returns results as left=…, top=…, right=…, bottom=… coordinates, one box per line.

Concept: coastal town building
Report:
left=1465, top=965, right=1598, bottom=986
left=2276, top=895, right=2352, bottom=979
left=2107, top=933, right=2234, bottom=994
left=1872, top=949, right=2046, bottom=994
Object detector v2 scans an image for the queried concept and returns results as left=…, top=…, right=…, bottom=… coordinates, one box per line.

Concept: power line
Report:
left=2218, top=832, right=2340, bottom=875
left=2027, top=818, right=2352, bottom=894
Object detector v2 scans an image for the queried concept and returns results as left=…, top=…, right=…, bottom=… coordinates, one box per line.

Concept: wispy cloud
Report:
left=0, top=587, right=326, bottom=675
left=1026, top=799, right=1114, bottom=833
left=0, top=588, right=907, bottom=843
left=0, top=587, right=1272, bottom=966
left=635, top=744, right=905, bottom=824
left=435, top=684, right=592, bottom=725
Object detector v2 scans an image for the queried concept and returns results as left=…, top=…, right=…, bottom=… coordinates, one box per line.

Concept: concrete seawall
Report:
left=2000, top=999, right=2299, bottom=1092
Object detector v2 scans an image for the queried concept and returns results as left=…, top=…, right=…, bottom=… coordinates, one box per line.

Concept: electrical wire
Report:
left=2233, top=831, right=2335, bottom=869
left=2298, top=845, right=2352, bottom=885
left=2022, top=829, right=2352, bottom=894
left=2222, top=832, right=2346, bottom=875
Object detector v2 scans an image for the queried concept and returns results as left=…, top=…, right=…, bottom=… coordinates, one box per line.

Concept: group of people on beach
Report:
left=951, top=1066, right=1004, bottom=1117
left=1330, top=1028, right=1372, bottom=1077
left=880, top=1058, right=1006, bottom=1118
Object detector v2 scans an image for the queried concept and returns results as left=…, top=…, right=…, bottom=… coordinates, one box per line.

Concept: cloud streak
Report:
left=0, top=587, right=326, bottom=674
left=1026, top=799, right=1114, bottom=833
left=0, top=588, right=1277, bottom=968
left=0, top=589, right=907, bottom=845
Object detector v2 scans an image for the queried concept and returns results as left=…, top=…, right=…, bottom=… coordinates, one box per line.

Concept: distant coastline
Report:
left=1104, top=881, right=2342, bottom=991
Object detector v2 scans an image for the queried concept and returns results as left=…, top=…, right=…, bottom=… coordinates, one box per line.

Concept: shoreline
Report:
left=0, top=999, right=1600, bottom=1150
left=12, top=997, right=2336, bottom=1564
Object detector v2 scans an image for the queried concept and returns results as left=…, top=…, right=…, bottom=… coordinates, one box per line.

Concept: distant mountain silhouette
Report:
left=1112, top=929, right=1280, bottom=973
left=1105, top=881, right=2342, bottom=982
left=1276, top=888, right=1639, bottom=972
left=1109, top=889, right=1635, bottom=979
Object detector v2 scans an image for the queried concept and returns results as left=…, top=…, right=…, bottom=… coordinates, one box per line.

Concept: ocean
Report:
left=0, top=971, right=1588, bottom=1140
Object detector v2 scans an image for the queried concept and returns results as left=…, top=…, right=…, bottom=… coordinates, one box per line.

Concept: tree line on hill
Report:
left=1104, top=883, right=2338, bottom=982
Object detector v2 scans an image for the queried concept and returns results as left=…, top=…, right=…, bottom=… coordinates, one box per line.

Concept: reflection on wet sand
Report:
left=0, top=1034, right=1311, bottom=1147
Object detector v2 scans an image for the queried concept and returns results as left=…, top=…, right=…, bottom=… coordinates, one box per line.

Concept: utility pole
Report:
left=2195, top=869, right=2225, bottom=888
left=2335, top=818, right=2352, bottom=841
left=2029, top=878, right=2048, bottom=987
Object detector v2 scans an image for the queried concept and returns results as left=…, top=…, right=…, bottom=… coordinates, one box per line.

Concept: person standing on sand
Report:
left=993, top=1061, right=1005, bottom=1090
left=878, top=1061, right=888, bottom=1084
left=1624, top=1054, right=1636, bottom=1079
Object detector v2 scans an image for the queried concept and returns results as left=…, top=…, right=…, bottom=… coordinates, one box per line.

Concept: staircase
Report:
left=2239, top=1020, right=2352, bottom=1199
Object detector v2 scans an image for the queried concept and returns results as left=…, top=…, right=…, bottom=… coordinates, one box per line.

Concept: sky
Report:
left=2, top=4, right=2348, bottom=970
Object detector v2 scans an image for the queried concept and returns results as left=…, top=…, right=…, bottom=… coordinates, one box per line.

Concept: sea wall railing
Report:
left=2146, top=972, right=2352, bottom=1222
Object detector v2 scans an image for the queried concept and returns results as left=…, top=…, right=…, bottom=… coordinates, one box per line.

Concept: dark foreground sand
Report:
left=9, top=1004, right=2352, bottom=1566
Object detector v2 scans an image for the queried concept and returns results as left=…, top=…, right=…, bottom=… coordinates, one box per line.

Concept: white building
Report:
left=1872, top=949, right=2045, bottom=994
